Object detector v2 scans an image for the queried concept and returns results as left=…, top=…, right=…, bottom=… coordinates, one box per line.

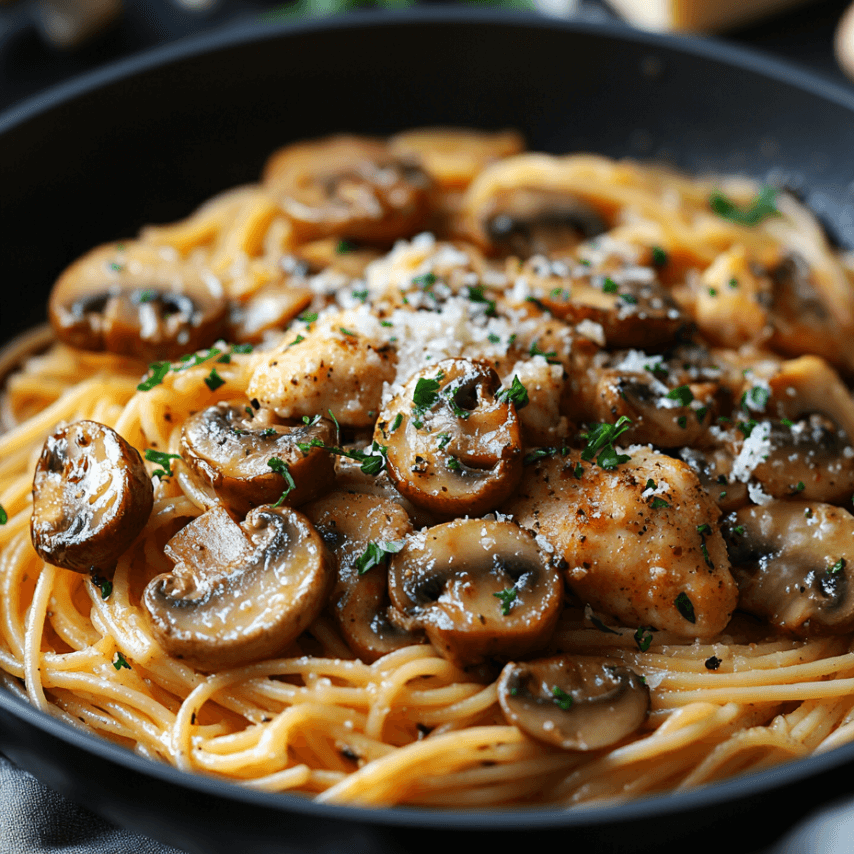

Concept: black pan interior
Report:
left=3, top=9, right=854, bottom=854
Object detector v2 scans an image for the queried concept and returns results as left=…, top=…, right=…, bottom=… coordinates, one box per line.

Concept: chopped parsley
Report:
left=741, top=386, right=770, bottom=410
left=0, top=505, right=6, bottom=525
left=144, top=449, right=182, bottom=479
left=446, top=456, right=463, bottom=472
left=412, top=272, right=437, bottom=289
left=709, top=185, right=780, bottom=226
left=666, top=385, right=694, bottom=407
left=113, top=651, right=131, bottom=671
left=466, top=284, right=497, bottom=316
left=339, top=327, right=355, bottom=337
left=89, top=571, right=112, bottom=600
left=651, top=246, right=669, bottom=267
left=620, top=293, right=638, bottom=305
left=266, top=457, right=296, bottom=507
left=737, top=419, right=758, bottom=438
left=137, top=361, right=171, bottom=391
left=793, top=481, right=806, bottom=493
left=587, top=607, right=620, bottom=635
left=634, top=626, right=654, bottom=652
left=495, top=376, right=529, bottom=409
left=675, top=591, right=696, bottom=623
left=297, top=438, right=387, bottom=476
left=579, top=416, right=632, bottom=470
left=602, top=277, right=619, bottom=294
left=298, top=311, right=319, bottom=323
left=436, top=432, right=452, bottom=450
left=650, top=497, right=670, bottom=509
left=411, top=373, right=444, bottom=428
left=645, top=479, right=656, bottom=491
left=551, top=685, right=574, bottom=710
left=204, top=367, right=225, bottom=391
left=390, top=413, right=404, bottom=433
left=493, top=588, right=518, bottom=616
left=829, top=558, right=846, bottom=575
left=529, top=340, right=559, bottom=363
left=336, top=239, right=356, bottom=254
left=356, top=540, right=405, bottom=575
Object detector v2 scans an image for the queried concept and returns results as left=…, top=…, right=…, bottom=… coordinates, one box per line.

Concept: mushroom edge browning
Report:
left=31, top=420, right=154, bottom=575
left=387, top=517, right=563, bottom=667
left=497, top=655, right=650, bottom=751
left=142, top=505, right=335, bottom=671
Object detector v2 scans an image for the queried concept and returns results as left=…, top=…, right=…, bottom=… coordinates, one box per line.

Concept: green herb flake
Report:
left=580, top=416, right=633, bottom=470
left=352, top=289, right=368, bottom=303
left=336, top=239, right=356, bottom=254
left=412, top=272, right=437, bottom=289
left=651, top=497, right=670, bottom=509
left=357, top=539, right=405, bottom=575
left=794, top=481, right=806, bottom=493
left=204, top=368, right=225, bottom=391
left=298, top=312, right=319, bottom=323
left=390, top=413, right=404, bottom=433
left=645, top=479, right=656, bottom=491
left=551, top=685, right=574, bottom=710
left=113, top=651, right=131, bottom=671
left=709, top=185, right=780, bottom=226
left=466, top=285, right=497, bottom=316
left=0, top=505, right=6, bottom=525
left=675, top=591, right=696, bottom=623
left=829, top=558, right=846, bottom=575
left=651, top=246, right=669, bottom=267
left=89, top=572, right=112, bottom=600
left=573, top=463, right=584, bottom=479
left=495, top=376, right=529, bottom=409
left=782, top=418, right=794, bottom=428
left=729, top=277, right=738, bottom=289
left=708, top=287, right=718, bottom=297
left=493, top=588, right=518, bottom=616
left=620, top=293, right=639, bottom=305
left=138, top=289, right=156, bottom=303
left=696, top=523, right=712, bottom=536
left=144, top=449, right=182, bottom=479
left=666, top=385, right=694, bottom=407
left=738, top=419, right=758, bottom=438
left=339, top=327, right=356, bottom=337
left=529, top=340, right=559, bottom=363
left=634, top=626, right=654, bottom=652
left=447, top=456, right=462, bottom=472
left=137, top=361, right=171, bottom=391
left=267, top=457, right=296, bottom=507
left=602, top=277, right=619, bottom=294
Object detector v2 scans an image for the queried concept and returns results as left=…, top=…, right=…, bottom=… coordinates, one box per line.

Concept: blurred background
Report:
left=3, top=0, right=854, bottom=116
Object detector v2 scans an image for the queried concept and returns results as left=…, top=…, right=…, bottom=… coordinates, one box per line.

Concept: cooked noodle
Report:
left=3, top=129, right=854, bottom=808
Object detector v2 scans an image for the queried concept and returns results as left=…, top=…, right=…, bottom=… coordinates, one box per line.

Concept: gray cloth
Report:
left=0, top=753, right=186, bottom=854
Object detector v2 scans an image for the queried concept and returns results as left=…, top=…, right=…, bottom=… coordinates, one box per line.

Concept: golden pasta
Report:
left=2, top=128, right=854, bottom=809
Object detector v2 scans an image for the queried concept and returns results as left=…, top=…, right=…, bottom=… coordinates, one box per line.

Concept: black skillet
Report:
left=2, top=9, right=854, bottom=853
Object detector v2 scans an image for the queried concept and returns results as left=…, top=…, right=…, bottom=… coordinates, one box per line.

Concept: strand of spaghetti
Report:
left=316, top=726, right=528, bottom=806
left=416, top=683, right=499, bottom=726
left=0, top=530, right=33, bottom=660
left=657, top=677, right=854, bottom=706
left=237, top=764, right=313, bottom=792
left=23, top=561, right=55, bottom=713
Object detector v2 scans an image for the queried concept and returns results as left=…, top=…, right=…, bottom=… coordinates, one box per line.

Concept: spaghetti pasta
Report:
left=3, top=128, right=854, bottom=808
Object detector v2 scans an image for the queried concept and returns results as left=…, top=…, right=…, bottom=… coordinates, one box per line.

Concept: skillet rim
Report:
left=2, top=6, right=854, bottom=835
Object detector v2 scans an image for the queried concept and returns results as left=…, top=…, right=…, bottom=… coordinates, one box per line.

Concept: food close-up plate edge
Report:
left=5, top=9, right=854, bottom=854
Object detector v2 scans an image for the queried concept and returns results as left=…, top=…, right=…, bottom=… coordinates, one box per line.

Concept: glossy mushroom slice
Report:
left=31, top=420, right=153, bottom=574
left=497, top=655, right=649, bottom=751
left=574, top=368, right=716, bottom=449
left=518, top=257, right=690, bottom=351
left=49, top=242, right=227, bottom=361
left=387, top=518, right=563, bottom=667
left=262, top=135, right=433, bottom=244
left=378, top=358, right=523, bottom=517
left=729, top=416, right=854, bottom=504
left=303, top=490, right=422, bottom=663
left=143, top=504, right=334, bottom=670
left=180, top=404, right=336, bottom=517
left=723, top=500, right=854, bottom=635
left=678, top=446, right=749, bottom=513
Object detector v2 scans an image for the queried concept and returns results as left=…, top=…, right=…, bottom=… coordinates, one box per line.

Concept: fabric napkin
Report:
left=0, top=752, right=186, bottom=854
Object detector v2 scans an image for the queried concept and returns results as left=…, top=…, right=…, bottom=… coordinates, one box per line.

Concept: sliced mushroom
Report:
left=143, top=504, right=334, bottom=670
left=723, top=500, right=854, bottom=634
left=303, top=490, right=423, bottom=662
left=575, top=368, right=716, bottom=449
left=49, top=242, right=227, bottom=361
left=497, top=655, right=649, bottom=751
left=31, top=420, right=153, bottom=574
left=729, top=416, right=854, bottom=504
left=180, top=404, right=336, bottom=517
left=678, top=446, right=749, bottom=513
left=515, top=256, right=690, bottom=350
left=387, top=518, right=563, bottom=667
left=766, top=355, right=854, bottom=443
left=378, top=358, right=523, bottom=517
left=262, top=135, right=432, bottom=244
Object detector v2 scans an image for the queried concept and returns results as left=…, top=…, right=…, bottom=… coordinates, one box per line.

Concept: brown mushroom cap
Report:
left=497, top=655, right=650, bottom=751
left=49, top=243, right=227, bottom=361
left=31, top=420, right=153, bottom=574
left=143, top=504, right=334, bottom=670
left=678, top=445, right=749, bottom=513
left=387, top=518, right=563, bottom=667
left=303, top=490, right=422, bottom=663
left=378, top=358, right=523, bottom=517
left=180, top=404, right=336, bottom=516
left=262, top=135, right=433, bottom=244
left=730, top=416, right=854, bottom=504
left=724, top=500, right=854, bottom=635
